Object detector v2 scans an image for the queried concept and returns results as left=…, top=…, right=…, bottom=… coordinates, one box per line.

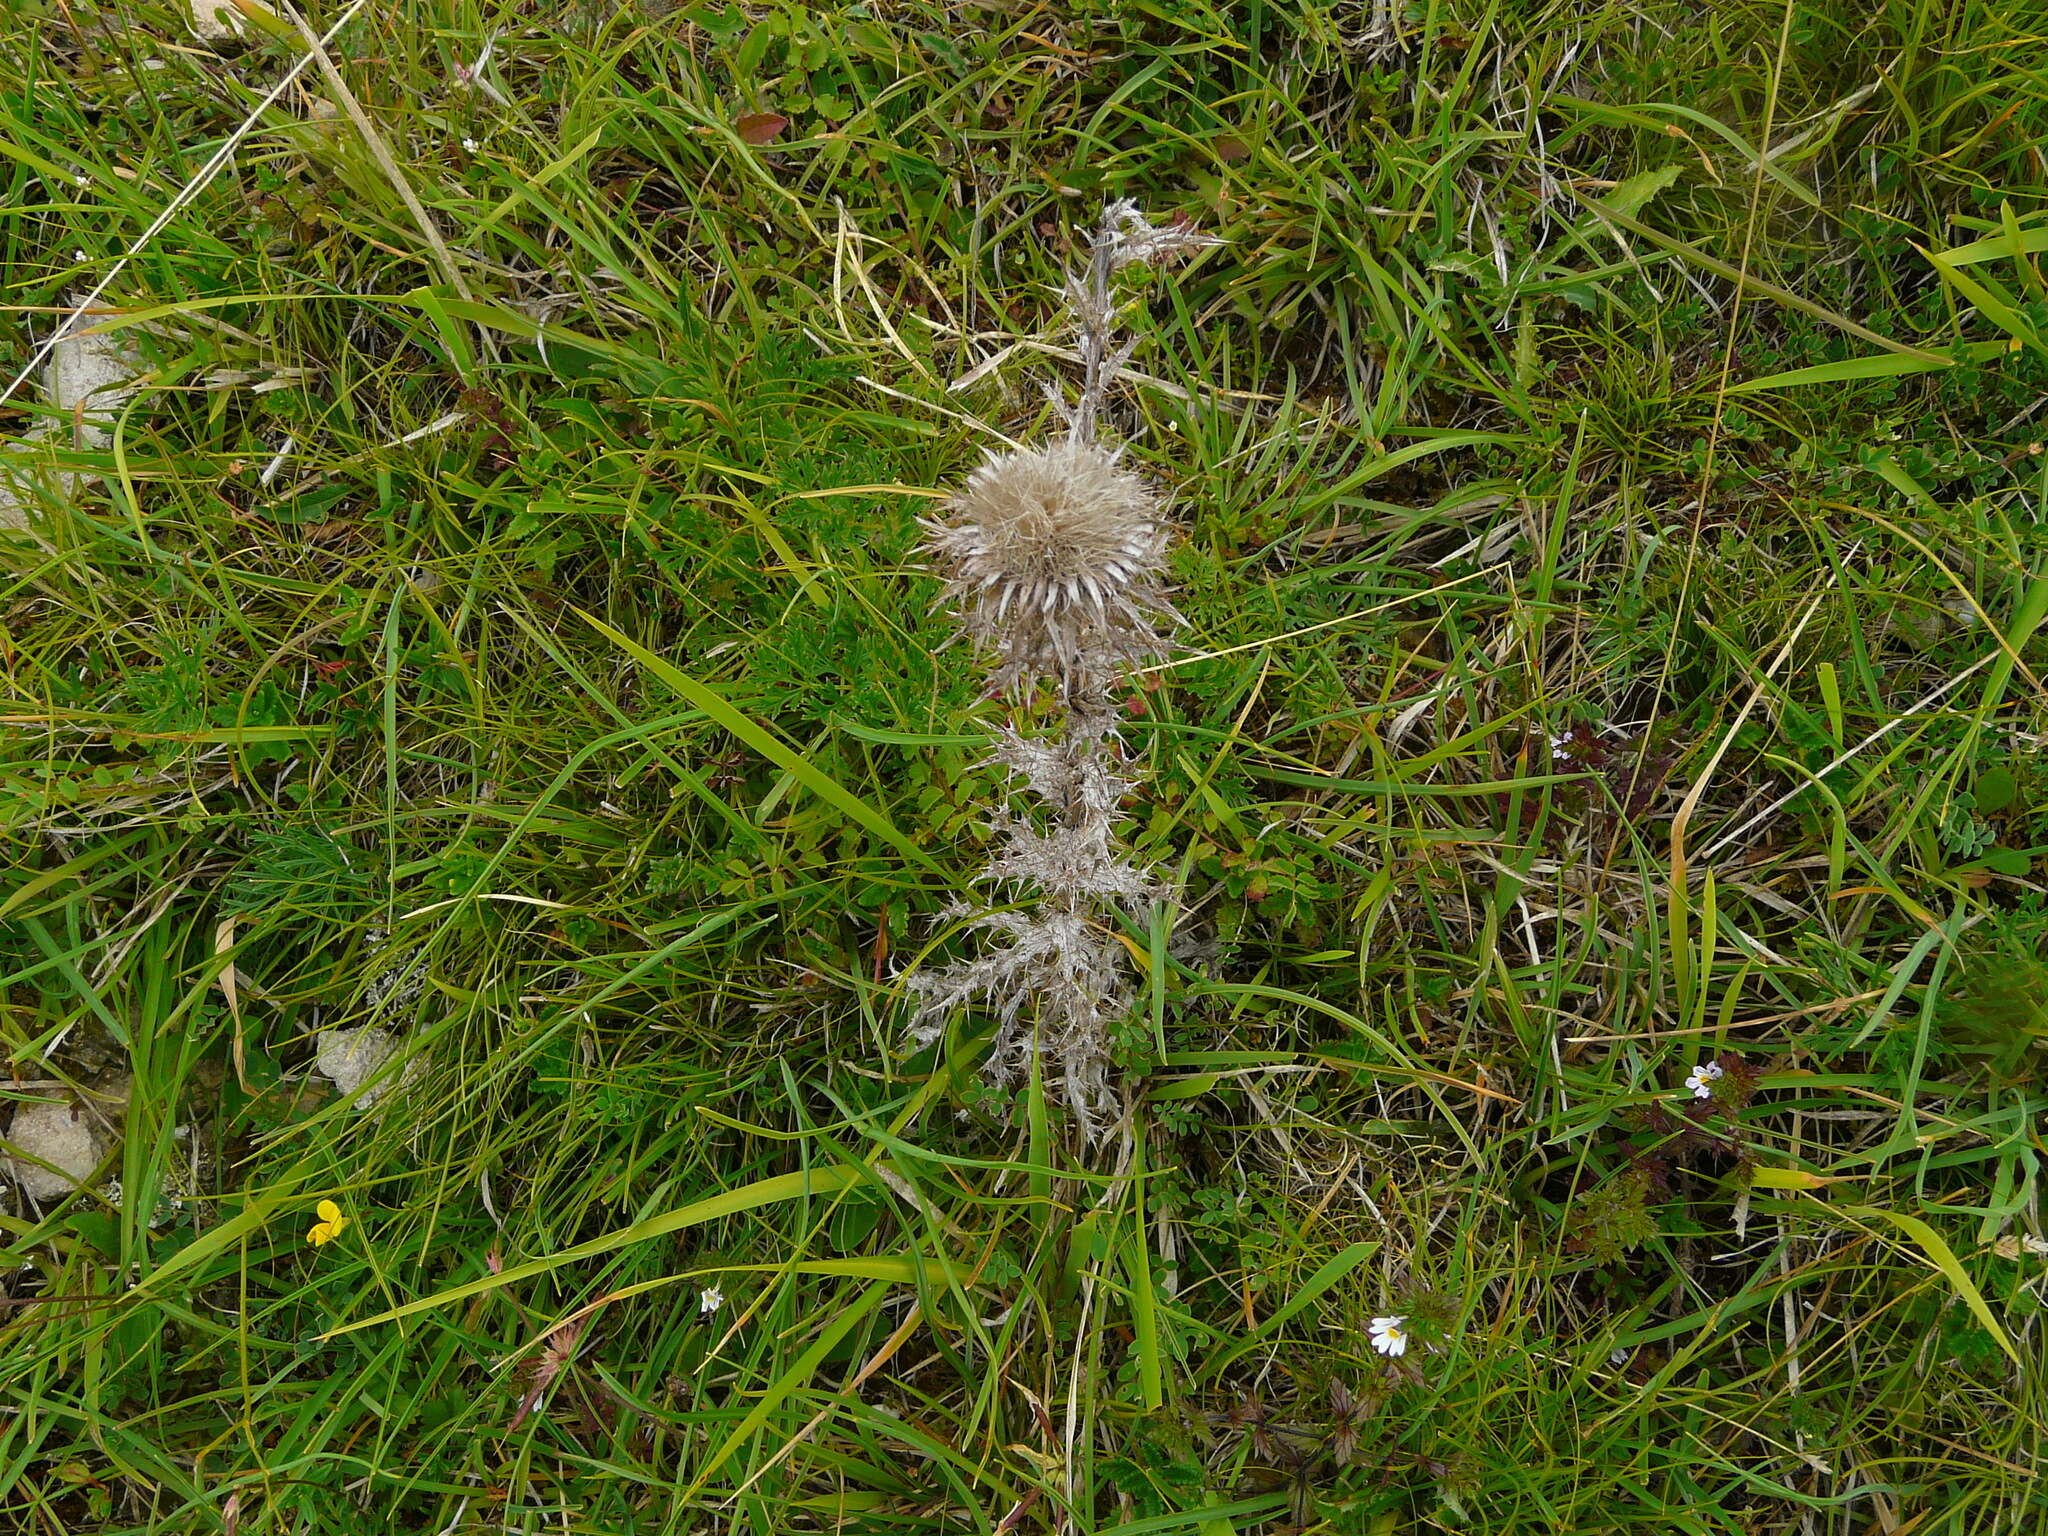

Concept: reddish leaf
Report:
left=735, top=112, right=788, bottom=146
left=1214, top=134, right=1249, bottom=163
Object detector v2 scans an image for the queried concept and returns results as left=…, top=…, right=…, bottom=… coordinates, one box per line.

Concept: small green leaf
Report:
left=1975, top=767, right=2018, bottom=814
left=1599, top=163, right=1683, bottom=220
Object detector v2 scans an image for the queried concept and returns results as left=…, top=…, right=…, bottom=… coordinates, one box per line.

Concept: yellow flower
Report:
left=308, top=1199, right=349, bottom=1247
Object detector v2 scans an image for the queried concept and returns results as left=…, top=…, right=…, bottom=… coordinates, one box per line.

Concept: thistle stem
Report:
left=1073, top=210, right=1121, bottom=442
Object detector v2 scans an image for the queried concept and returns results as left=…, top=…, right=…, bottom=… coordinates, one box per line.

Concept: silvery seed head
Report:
left=921, top=438, right=1178, bottom=701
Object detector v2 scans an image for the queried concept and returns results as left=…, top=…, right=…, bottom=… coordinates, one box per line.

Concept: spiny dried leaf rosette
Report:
left=919, top=436, right=1180, bottom=707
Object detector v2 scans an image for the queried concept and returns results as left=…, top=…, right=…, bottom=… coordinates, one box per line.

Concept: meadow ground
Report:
left=3, top=1, right=2048, bottom=1532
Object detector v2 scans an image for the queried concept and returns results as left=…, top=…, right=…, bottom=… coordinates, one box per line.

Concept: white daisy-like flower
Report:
left=1683, top=1061, right=1725, bottom=1099
left=698, top=1286, right=724, bottom=1315
left=1368, top=1314, right=1409, bottom=1357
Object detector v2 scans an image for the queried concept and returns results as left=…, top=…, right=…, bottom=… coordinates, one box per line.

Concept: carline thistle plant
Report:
left=908, top=202, right=1218, bottom=1138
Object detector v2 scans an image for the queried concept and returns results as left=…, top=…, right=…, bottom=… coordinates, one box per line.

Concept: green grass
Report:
left=4, top=0, right=2048, bottom=1531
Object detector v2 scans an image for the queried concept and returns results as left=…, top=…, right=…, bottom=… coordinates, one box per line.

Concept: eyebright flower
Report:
left=920, top=437, right=1178, bottom=702
left=1683, top=1061, right=1725, bottom=1098
left=1368, top=1314, right=1409, bottom=1357
left=698, top=1286, right=724, bottom=1314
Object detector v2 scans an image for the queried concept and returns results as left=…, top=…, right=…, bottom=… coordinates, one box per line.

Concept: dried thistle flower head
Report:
left=921, top=437, right=1177, bottom=699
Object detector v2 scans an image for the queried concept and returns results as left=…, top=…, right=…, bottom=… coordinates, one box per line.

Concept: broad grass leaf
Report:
left=1844, top=1204, right=2019, bottom=1364
left=324, top=1167, right=863, bottom=1337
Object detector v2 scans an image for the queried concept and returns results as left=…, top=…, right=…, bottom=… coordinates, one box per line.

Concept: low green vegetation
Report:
left=3, top=0, right=2046, bottom=1531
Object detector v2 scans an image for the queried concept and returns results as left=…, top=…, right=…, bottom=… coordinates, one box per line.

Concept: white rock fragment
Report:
left=44, top=314, right=141, bottom=451
left=1, top=308, right=144, bottom=532
left=315, top=1027, right=423, bottom=1109
left=188, top=0, right=247, bottom=42
left=3, top=451, right=64, bottom=530
left=5, top=1099, right=104, bottom=1201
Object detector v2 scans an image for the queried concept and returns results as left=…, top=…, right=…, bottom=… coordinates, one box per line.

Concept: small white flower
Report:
left=74, top=174, right=88, bottom=187
left=74, top=249, right=88, bottom=262
left=698, top=1286, right=724, bottom=1315
left=1551, top=733, right=1573, bottom=762
left=462, top=137, right=479, bottom=153
left=1683, top=1061, right=1725, bottom=1099
left=1368, top=1314, right=1409, bottom=1357
left=1609, top=1346, right=1630, bottom=1366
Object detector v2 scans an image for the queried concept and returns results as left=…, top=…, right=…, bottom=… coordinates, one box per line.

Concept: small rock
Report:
left=44, top=314, right=141, bottom=452
left=2, top=306, right=144, bottom=533
left=314, top=1027, right=422, bottom=1108
left=188, top=0, right=247, bottom=42
left=5, top=1099, right=104, bottom=1200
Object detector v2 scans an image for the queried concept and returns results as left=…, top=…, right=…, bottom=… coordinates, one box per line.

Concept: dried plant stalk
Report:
left=909, top=201, right=1217, bottom=1136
